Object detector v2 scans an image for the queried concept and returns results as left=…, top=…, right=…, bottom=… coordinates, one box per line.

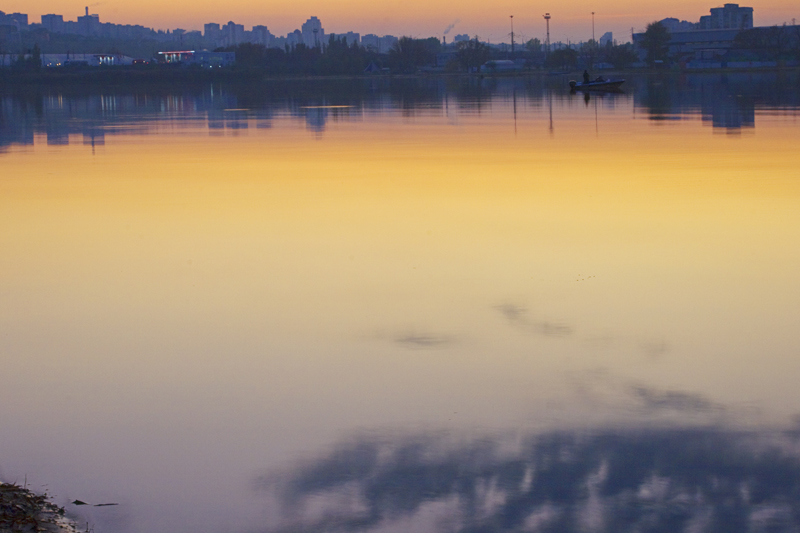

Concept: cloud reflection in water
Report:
left=258, top=427, right=800, bottom=532
left=495, top=304, right=573, bottom=338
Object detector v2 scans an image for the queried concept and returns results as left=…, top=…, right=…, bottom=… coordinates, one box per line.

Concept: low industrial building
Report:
left=157, top=50, right=235, bottom=67
left=479, top=60, right=524, bottom=73
left=42, top=53, right=135, bottom=66
left=0, top=53, right=135, bottom=67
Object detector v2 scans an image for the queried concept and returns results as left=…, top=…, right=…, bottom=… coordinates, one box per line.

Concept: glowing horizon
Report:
left=4, top=0, right=798, bottom=44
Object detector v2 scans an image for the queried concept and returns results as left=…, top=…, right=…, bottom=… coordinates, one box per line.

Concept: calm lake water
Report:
left=2, top=72, right=800, bottom=533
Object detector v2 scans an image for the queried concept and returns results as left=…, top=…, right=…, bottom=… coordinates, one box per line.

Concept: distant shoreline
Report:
left=1, top=65, right=798, bottom=87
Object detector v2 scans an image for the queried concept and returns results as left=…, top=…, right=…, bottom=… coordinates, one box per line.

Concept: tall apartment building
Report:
left=77, top=7, right=100, bottom=36
left=251, top=25, right=274, bottom=46
left=698, top=3, right=753, bottom=30
left=223, top=21, right=245, bottom=46
left=361, top=34, right=399, bottom=53
left=301, top=16, right=324, bottom=48
left=41, top=14, right=65, bottom=33
left=0, top=11, right=28, bottom=27
left=329, top=31, right=360, bottom=46
left=204, top=23, right=221, bottom=42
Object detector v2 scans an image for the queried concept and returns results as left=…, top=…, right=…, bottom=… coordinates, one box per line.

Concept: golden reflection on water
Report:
left=3, top=111, right=800, bottom=418
left=1, top=103, right=800, bottom=530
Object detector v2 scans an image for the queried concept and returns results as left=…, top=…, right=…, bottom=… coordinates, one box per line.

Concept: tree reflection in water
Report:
left=258, top=427, right=800, bottom=532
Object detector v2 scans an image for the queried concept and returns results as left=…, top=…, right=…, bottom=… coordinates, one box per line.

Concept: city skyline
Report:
left=2, top=0, right=798, bottom=46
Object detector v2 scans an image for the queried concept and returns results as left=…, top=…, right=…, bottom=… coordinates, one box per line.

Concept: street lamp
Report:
left=543, top=13, right=551, bottom=56
left=510, top=15, right=515, bottom=53
left=592, top=11, right=595, bottom=43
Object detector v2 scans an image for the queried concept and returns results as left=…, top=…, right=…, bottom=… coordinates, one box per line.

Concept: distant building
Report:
left=41, top=14, right=64, bottom=33
left=223, top=21, right=245, bottom=46
left=598, top=31, right=613, bottom=46
left=658, top=18, right=698, bottom=32
left=360, top=34, right=380, bottom=51
left=204, top=22, right=220, bottom=42
left=634, top=27, right=743, bottom=55
left=329, top=31, right=360, bottom=46
left=480, top=59, right=523, bottom=73
left=41, top=53, right=135, bottom=66
left=8, top=12, right=28, bottom=27
left=0, top=11, right=28, bottom=28
left=251, top=25, right=274, bottom=46
left=77, top=7, right=100, bottom=36
left=454, top=34, right=470, bottom=42
left=300, top=16, right=324, bottom=48
left=287, top=29, right=303, bottom=48
left=698, top=3, right=753, bottom=30
left=635, top=4, right=757, bottom=58
left=361, top=34, right=398, bottom=53
left=158, top=50, right=235, bottom=67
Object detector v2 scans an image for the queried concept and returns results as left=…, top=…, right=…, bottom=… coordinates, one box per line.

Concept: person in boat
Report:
left=583, top=70, right=590, bottom=84
left=595, top=75, right=605, bottom=82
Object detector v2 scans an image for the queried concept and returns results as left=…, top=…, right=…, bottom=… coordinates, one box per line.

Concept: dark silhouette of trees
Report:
left=603, top=42, right=639, bottom=68
left=228, top=42, right=268, bottom=67
left=455, top=37, right=490, bottom=71
left=525, top=38, right=542, bottom=53
left=388, top=36, right=440, bottom=72
left=216, top=41, right=381, bottom=75
left=544, top=47, right=578, bottom=69
left=318, top=36, right=370, bottom=74
left=640, top=21, right=671, bottom=65
left=13, top=43, right=41, bottom=70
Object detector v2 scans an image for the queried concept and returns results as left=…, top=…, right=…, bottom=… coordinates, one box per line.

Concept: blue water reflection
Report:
left=2, top=72, right=799, bottom=151
left=261, top=426, right=800, bottom=532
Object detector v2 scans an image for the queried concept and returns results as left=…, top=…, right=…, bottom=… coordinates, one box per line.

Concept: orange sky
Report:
left=5, top=0, right=798, bottom=43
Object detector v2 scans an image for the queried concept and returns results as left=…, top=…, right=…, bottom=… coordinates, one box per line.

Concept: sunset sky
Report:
left=5, top=0, right=798, bottom=44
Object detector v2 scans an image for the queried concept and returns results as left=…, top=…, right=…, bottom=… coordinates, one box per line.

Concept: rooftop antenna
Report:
left=543, top=13, right=551, bottom=57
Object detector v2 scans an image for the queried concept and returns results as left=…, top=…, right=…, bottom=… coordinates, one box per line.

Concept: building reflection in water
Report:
left=632, top=72, right=800, bottom=132
left=258, top=425, right=800, bottom=533
left=1, top=73, right=798, bottom=151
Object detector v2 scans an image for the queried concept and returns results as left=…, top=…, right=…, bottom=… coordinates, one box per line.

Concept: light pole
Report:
left=592, top=12, right=595, bottom=43
left=543, top=13, right=551, bottom=57
left=510, top=15, right=515, bottom=53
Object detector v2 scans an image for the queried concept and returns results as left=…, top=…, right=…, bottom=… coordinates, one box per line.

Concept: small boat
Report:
left=569, top=79, right=625, bottom=91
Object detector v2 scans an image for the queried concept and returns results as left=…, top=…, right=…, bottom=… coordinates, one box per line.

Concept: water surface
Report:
left=1, top=73, right=800, bottom=532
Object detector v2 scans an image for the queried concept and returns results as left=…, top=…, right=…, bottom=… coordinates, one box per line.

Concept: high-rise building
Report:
left=77, top=7, right=100, bottom=36
left=301, top=16, right=324, bottom=48
left=251, top=25, right=274, bottom=46
left=698, top=3, right=753, bottom=30
left=41, top=14, right=65, bottom=33
left=1, top=11, right=28, bottom=28
left=361, top=34, right=398, bottom=53
left=223, top=21, right=245, bottom=46
left=329, top=31, right=360, bottom=46
left=287, top=29, right=303, bottom=48
left=598, top=31, right=612, bottom=46
left=204, top=22, right=220, bottom=42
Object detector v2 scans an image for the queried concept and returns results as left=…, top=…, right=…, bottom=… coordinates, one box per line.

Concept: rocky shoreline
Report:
left=0, top=483, right=78, bottom=533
